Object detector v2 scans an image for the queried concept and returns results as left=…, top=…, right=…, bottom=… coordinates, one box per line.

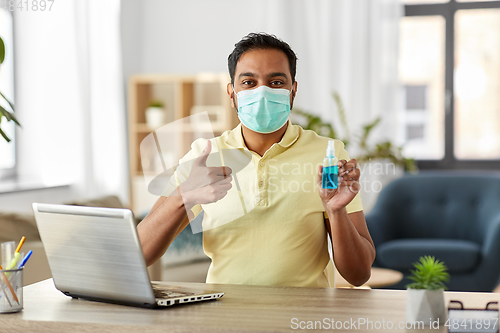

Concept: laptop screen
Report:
left=33, top=203, right=156, bottom=305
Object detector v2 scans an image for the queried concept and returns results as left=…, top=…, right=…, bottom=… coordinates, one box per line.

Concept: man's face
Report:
left=228, top=48, right=297, bottom=111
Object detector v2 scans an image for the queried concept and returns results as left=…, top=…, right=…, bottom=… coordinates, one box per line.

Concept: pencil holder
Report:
left=0, top=267, right=23, bottom=313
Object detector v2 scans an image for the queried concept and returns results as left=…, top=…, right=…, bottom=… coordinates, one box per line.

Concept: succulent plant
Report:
left=406, top=256, right=449, bottom=290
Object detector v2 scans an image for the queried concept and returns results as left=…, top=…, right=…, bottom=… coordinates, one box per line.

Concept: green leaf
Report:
left=292, top=109, right=338, bottom=140
left=332, top=91, right=350, bottom=143
left=0, top=37, right=4, bottom=64
left=0, top=105, right=20, bottom=126
left=359, top=117, right=381, bottom=148
left=0, top=90, right=15, bottom=111
left=0, top=105, right=8, bottom=121
left=0, top=126, right=11, bottom=142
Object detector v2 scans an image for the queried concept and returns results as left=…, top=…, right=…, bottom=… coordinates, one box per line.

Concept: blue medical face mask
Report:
left=233, top=85, right=293, bottom=134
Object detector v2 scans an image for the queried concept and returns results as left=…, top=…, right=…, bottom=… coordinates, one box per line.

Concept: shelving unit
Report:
left=127, top=73, right=239, bottom=214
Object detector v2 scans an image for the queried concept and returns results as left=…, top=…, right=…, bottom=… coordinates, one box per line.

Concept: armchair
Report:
left=366, top=173, right=500, bottom=292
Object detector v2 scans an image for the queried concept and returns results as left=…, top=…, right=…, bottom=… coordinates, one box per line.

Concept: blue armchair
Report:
left=366, top=173, right=500, bottom=292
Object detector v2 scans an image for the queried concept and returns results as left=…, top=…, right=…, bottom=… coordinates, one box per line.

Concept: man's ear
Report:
left=292, top=81, right=298, bottom=98
left=290, top=81, right=298, bottom=109
left=227, top=83, right=236, bottom=108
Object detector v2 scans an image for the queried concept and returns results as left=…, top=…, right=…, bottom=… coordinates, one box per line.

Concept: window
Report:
left=403, top=85, right=429, bottom=142
left=399, top=0, right=500, bottom=169
left=0, top=8, right=15, bottom=179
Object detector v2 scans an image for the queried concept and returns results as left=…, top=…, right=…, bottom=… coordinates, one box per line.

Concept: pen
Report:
left=18, top=250, right=33, bottom=268
left=7, top=236, right=26, bottom=270
left=15, top=237, right=26, bottom=254
left=0, top=262, right=12, bottom=307
left=0, top=264, right=20, bottom=305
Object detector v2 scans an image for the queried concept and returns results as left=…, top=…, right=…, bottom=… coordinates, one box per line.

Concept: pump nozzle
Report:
left=326, top=140, right=335, bottom=157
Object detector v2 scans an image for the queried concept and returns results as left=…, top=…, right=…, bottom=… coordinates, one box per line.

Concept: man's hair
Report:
left=228, top=32, right=298, bottom=85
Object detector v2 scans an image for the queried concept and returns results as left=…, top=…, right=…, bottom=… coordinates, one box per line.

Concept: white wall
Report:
left=121, top=0, right=143, bottom=81
left=121, top=0, right=266, bottom=78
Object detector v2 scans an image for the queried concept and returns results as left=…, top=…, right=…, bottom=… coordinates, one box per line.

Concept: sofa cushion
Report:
left=65, top=195, right=125, bottom=209
left=377, top=239, right=481, bottom=273
left=0, top=212, right=40, bottom=242
left=0, top=196, right=126, bottom=244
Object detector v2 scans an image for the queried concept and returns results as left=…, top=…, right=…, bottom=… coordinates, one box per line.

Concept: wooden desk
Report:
left=0, top=279, right=497, bottom=332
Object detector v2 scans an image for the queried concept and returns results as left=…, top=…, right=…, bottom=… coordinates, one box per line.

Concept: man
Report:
left=138, top=33, right=375, bottom=287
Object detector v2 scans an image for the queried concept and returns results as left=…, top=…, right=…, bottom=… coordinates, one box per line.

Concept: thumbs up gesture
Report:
left=179, top=140, right=233, bottom=208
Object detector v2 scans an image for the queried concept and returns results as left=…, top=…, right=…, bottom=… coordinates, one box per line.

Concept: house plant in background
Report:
left=0, top=36, right=20, bottom=143
left=145, top=100, right=166, bottom=129
left=406, top=256, right=449, bottom=326
left=292, top=92, right=416, bottom=211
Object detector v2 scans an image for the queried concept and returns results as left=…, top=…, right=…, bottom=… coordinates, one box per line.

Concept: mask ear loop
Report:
left=232, top=85, right=239, bottom=114
left=233, top=85, right=239, bottom=106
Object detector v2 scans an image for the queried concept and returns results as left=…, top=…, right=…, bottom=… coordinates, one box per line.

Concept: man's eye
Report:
left=242, top=81, right=254, bottom=85
left=271, top=81, right=284, bottom=86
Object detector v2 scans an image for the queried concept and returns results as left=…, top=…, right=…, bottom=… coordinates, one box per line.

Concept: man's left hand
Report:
left=317, top=159, right=361, bottom=212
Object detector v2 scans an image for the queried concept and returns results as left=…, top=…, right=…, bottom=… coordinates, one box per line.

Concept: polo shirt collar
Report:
left=224, top=120, right=300, bottom=149
left=277, top=120, right=300, bottom=148
left=224, top=123, right=246, bottom=149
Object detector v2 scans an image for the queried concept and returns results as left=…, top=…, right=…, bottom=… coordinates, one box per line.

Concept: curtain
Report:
left=262, top=0, right=402, bottom=156
left=73, top=0, right=129, bottom=203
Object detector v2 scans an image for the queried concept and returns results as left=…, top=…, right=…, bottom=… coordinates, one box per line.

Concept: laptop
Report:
left=32, top=203, right=224, bottom=308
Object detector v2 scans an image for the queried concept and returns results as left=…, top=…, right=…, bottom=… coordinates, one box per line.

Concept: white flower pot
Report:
left=145, top=107, right=165, bottom=129
left=406, top=288, right=446, bottom=326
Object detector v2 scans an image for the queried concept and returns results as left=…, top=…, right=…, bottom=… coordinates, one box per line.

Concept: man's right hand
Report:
left=178, top=140, right=233, bottom=208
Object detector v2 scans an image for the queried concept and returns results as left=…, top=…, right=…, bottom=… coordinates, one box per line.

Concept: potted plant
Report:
left=292, top=91, right=416, bottom=172
left=406, top=256, right=449, bottom=326
left=145, top=100, right=166, bottom=129
left=0, top=36, right=20, bottom=143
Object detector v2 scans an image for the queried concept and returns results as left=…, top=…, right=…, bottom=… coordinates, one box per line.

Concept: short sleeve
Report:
left=322, top=140, right=363, bottom=218
left=162, top=138, right=208, bottom=220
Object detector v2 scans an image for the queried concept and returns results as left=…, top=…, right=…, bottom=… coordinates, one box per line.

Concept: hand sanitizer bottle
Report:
left=322, top=140, right=338, bottom=189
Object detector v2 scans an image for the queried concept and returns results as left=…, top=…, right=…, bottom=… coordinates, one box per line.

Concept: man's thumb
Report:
left=196, top=140, right=211, bottom=166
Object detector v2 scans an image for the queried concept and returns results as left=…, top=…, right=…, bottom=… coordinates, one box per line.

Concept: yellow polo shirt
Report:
left=168, top=121, right=363, bottom=287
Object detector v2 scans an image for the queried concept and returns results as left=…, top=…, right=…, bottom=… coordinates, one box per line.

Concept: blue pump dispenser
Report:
left=322, top=140, right=338, bottom=189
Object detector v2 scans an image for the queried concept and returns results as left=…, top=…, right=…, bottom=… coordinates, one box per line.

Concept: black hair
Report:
left=228, top=32, right=298, bottom=85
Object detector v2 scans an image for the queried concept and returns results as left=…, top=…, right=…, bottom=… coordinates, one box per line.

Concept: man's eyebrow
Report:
left=267, top=72, right=288, bottom=79
left=237, top=72, right=289, bottom=79
left=238, top=72, right=256, bottom=78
